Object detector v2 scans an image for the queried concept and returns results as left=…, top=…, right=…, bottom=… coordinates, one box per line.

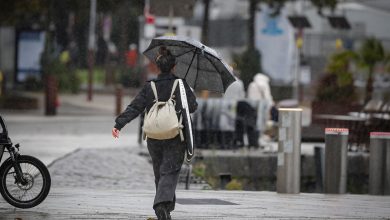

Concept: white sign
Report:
left=300, top=65, right=311, bottom=84
left=284, top=140, right=293, bottom=153
left=281, top=112, right=291, bottom=127
left=278, top=153, right=285, bottom=166
left=279, top=128, right=286, bottom=141
left=255, top=5, right=296, bottom=83
left=17, top=31, right=45, bottom=82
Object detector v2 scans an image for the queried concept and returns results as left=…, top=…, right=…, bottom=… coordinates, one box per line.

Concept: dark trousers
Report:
left=234, top=120, right=259, bottom=148
left=220, top=131, right=234, bottom=149
left=247, top=126, right=259, bottom=148
left=147, top=135, right=186, bottom=211
left=236, top=101, right=259, bottom=148
left=235, top=119, right=245, bottom=148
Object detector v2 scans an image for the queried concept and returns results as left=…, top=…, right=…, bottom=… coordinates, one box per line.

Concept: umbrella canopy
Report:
left=143, top=35, right=236, bottom=93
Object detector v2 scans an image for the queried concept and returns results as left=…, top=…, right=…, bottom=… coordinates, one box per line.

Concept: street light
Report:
left=287, top=15, right=311, bottom=102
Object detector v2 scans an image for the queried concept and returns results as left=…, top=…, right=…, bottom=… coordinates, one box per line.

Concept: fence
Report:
left=192, top=98, right=272, bottom=150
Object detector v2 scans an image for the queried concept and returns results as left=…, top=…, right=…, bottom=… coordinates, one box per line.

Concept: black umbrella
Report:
left=143, top=35, right=236, bottom=93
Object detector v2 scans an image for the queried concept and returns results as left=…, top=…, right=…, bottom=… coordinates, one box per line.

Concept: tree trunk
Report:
left=45, top=75, right=58, bottom=116
left=248, top=0, right=257, bottom=50
left=118, top=2, right=130, bottom=67
left=365, top=66, right=374, bottom=104
left=87, top=49, right=94, bottom=101
left=201, top=0, right=210, bottom=45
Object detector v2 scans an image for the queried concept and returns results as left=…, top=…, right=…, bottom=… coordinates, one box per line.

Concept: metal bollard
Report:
left=115, top=85, right=123, bottom=116
left=324, top=128, right=348, bottom=194
left=369, top=132, right=390, bottom=195
left=277, top=108, right=302, bottom=194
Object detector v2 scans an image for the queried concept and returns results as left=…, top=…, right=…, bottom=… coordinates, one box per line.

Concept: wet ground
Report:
left=1, top=94, right=389, bottom=219
left=49, top=147, right=155, bottom=190
left=1, top=188, right=390, bottom=220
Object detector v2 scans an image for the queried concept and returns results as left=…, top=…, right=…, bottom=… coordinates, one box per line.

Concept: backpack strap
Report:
left=170, top=79, right=179, bottom=99
left=150, top=81, right=158, bottom=102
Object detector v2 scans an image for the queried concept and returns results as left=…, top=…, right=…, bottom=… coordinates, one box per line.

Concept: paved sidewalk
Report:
left=2, top=94, right=388, bottom=219
left=2, top=114, right=141, bottom=165
left=1, top=188, right=389, bottom=220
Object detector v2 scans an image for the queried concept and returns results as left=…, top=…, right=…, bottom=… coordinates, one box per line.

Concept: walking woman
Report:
left=112, top=46, right=197, bottom=220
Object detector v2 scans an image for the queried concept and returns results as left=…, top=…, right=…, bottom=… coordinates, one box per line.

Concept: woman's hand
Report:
left=112, top=128, right=120, bottom=138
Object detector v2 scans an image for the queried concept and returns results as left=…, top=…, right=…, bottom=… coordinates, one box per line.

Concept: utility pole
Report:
left=293, top=0, right=305, bottom=102
left=87, top=0, right=96, bottom=101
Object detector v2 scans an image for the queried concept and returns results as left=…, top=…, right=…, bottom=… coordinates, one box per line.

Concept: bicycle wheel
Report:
left=0, top=155, right=51, bottom=209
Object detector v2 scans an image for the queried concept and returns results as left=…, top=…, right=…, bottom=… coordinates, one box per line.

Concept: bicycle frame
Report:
left=0, top=145, right=4, bottom=163
left=0, top=115, right=10, bottom=162
left=0, top=116, right=25, bottom=184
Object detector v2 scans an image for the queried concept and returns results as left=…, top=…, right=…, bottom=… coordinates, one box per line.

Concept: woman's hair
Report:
left=155, top=46, right=176, bottom=73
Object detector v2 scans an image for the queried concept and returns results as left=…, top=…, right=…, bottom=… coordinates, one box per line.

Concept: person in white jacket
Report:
left=247, top=73, right=274, bottom=105
left=246, top=73, right=275, bottom=148
left=221, top=72, right=245, bottom=149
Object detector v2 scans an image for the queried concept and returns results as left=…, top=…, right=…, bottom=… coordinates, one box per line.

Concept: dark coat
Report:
left=114, top=72, right=198, bottom=130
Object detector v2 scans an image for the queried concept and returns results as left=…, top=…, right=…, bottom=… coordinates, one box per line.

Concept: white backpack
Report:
left=143, top=79, right=183, bottom=140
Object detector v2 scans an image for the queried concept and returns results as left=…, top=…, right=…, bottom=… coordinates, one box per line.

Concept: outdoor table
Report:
left=314, top=114, right=367, bottom=149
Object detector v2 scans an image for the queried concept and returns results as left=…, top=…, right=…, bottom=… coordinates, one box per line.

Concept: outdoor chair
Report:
left=348, top=99, right=383, bottom=119
left=370, top=101, right=390, bottom=132
left=347, top=99, right=389, bottom=151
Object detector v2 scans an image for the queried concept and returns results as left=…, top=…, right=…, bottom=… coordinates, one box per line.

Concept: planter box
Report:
left=0, top=95, right=38, bottom=110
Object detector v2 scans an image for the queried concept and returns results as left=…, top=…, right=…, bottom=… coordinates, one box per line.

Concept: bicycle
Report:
left=0, top=115, right=51, bottom=208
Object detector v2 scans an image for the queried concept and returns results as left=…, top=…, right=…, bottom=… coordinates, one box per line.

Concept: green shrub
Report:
left=44, top=59, right=81, bottom=94
left=24, top=76, right=43, bottom=91
left=119, top=66, right=143, bottom=88
left=58, top=69, right=81, bottom=94
left=315, top=51, right=357, bottom=104
left=76, top=68, right=106, bottom=85
left=225, top=179, right=243, bottom=190
left=205, top=176, right=219, bottom=189
left=233, top=48, right=262, bottom=90
left=192, top=163, right=206, bottom=178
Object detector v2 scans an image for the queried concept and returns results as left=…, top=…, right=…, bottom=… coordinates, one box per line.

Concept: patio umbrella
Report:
left=143, top=35, right=236, bottom=93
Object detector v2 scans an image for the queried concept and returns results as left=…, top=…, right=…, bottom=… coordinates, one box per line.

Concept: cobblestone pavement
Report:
left=49, top=147, right=155, bottom=190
